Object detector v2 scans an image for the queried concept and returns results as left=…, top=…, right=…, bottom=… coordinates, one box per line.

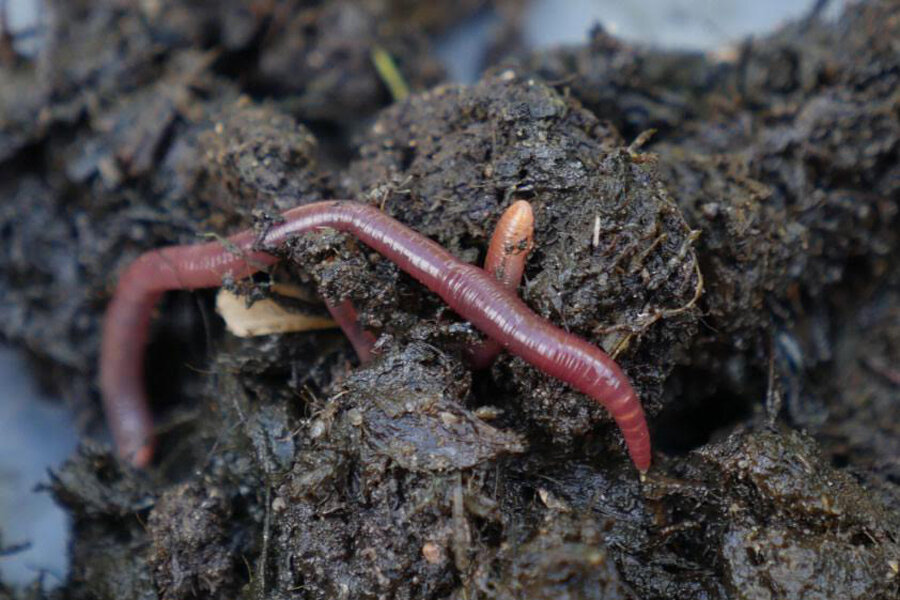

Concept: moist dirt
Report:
left=0, top=1, right=898, bottom=599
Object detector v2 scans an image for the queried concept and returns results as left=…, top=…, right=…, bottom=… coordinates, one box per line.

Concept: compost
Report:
left=0, top=1, right=898, bottom=599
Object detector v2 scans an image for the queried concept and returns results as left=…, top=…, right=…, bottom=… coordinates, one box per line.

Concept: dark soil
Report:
left=1, top=1, right=899, bottom=599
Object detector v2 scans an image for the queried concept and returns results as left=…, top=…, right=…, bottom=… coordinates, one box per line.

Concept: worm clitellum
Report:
left=101, top=200, right=650, bottom=471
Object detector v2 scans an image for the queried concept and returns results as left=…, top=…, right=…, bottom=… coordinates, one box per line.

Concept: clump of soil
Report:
left=805, top=269, right=900, bottom=512
left=511, top=1, right=900, bottom=463
left=40, top=0, right=446, bottom=128
left=514, top=1, right=900, bottom=344
left=0, top=1, right=898, bottom=599
left=243, top=0, right=445, bottom=124
left=506, top=24, right=725, bottom=142
left=336, top=73, right=700, bottom=444
left=480, top=427, right=900, bottom=600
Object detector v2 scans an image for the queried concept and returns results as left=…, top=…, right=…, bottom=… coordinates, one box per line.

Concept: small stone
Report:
left=422, top=542, right=445, bottom=564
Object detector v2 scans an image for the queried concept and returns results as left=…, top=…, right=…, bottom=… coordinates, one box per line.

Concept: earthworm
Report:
left=101, top=200, right=650, bottom=471
left=325, top=298, right=377, bottom=364
left=331, top=200, right=535, bottom=366
left=312, top=200, right=533, bottom=365
left=467, top=199, right=534, bottom=369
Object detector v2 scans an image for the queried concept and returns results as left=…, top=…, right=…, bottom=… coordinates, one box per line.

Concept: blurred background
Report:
left=0, top=0, right=843, bottom=589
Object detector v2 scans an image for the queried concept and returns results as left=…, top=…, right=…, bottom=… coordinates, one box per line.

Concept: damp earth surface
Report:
left=1, top=1, right=899, bottom=599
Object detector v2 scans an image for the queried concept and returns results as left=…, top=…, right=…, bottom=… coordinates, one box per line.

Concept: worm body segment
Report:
left=325, top=298, right=377, bottom=364
left=468, top=200, right=534, bottom=369
left=101, top=200, right=650, bottom=471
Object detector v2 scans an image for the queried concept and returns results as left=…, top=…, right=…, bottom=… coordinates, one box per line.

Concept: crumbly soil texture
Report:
left=1, top=1, right=899, bottom=599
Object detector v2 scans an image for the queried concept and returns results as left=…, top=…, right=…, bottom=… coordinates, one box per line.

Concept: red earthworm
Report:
left=467, top=199, right=534, bottom=369
left=332, top=199, right=534, bottom=367
left=101, top=238, right=279, bottom=467
left=325, top=298, right=377, bottom=363
left=101, top=200, right=650, bottom=471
